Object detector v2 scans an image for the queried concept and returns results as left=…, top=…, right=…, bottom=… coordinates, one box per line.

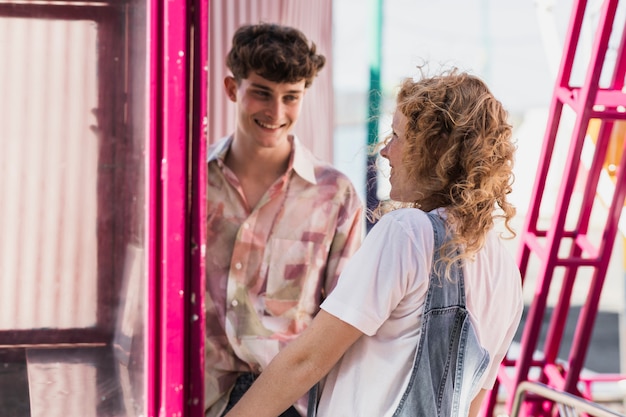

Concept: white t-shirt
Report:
left=318, top=208, right=523, bottom=417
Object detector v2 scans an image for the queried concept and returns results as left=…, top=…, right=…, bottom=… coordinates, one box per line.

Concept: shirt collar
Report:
left=290, top=135, right=317, bottom=185
left=207, top=135, right=232, bottom=163
left=207, top=135, right=317, bottom=185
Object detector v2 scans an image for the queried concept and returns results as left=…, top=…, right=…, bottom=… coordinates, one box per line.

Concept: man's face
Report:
left=225, top=72, right=306, bottom=149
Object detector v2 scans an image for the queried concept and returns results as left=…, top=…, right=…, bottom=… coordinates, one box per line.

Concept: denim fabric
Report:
left=392, top=213, right=489, bottom=417
left=307, top=383, right=318, bottom=417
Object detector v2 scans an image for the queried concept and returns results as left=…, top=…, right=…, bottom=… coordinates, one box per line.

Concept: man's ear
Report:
left=224, top=76, right=238, bottom=102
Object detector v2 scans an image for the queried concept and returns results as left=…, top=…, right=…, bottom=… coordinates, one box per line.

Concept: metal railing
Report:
left=510, top=381, right=625, bottom=417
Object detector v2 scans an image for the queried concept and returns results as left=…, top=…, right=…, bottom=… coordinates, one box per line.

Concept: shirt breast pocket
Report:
left=264, top=239, right=326, bottom=318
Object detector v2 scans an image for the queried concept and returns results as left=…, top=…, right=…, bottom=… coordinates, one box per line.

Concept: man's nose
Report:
left=265, top=98, right=283, bottom=119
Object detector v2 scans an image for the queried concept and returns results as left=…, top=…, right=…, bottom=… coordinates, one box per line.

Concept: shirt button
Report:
left=243, top=223, right=250, bottom=229
left=231, top=299, right=239, bottom=307
left=235, top=262, right=242, bottom=270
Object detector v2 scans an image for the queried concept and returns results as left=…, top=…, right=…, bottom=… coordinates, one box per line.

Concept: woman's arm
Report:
left=468, top=389, right=487, bottom=417
left=224, top=310, right=364, bottom=417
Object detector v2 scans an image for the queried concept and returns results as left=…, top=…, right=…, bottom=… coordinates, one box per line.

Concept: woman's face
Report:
left=381, top=110, right=420, bottom=203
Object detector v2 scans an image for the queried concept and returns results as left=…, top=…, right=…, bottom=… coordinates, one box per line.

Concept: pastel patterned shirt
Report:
left=204, top=135, right=364, bottom=416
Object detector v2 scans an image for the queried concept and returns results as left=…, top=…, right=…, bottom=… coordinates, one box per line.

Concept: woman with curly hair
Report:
left=224, top=68, right=524, bottom=417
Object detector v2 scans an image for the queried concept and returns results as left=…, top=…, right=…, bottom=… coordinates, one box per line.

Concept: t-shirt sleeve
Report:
left=321, top=212, right=431, bottom=336
left=481, top=270, right=524, bottom=389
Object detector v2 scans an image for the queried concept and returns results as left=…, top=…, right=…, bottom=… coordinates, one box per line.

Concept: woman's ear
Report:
left=224, top=76, right=238, bottom=102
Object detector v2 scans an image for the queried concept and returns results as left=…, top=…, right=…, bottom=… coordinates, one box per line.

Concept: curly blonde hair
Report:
left=375, top=68, right=516, bottom=269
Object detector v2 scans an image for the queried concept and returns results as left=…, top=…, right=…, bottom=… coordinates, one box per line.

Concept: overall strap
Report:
left=392, top=212, right=488, bottom=417
left=424, top=212, right=466, bottom=310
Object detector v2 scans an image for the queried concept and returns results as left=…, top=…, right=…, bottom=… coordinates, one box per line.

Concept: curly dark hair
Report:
left=226, top=23, right=326, bottom=88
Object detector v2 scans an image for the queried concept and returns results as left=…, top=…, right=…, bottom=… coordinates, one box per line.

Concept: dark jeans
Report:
left=221, top=373, right=302, bottom=417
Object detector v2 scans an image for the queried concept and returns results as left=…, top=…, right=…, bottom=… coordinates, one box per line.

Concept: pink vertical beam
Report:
left=158, top=0, right=189, bottom=414
left=146, top=0, right=158, bottom=414
left=187, top=0, right=209, bottom=415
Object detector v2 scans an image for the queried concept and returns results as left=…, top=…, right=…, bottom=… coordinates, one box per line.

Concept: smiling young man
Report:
left=204, top=23, right=364, bottom=417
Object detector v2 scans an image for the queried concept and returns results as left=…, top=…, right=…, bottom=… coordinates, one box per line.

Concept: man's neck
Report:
left=224, top=136, right=293, bottom=210
left=226, top=135, right=292, bottom=182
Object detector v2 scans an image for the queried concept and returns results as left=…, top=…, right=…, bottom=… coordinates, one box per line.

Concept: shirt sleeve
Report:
left=482, top=285, right=524, bottom=388
left=321, top=212, right=431, bottom=336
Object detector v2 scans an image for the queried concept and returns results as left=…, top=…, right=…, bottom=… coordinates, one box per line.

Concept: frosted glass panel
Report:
left=0, top=17, right=99, bottom=329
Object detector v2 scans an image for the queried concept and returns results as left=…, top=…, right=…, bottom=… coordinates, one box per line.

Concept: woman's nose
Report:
left=380, top=145, right=389, bottom=159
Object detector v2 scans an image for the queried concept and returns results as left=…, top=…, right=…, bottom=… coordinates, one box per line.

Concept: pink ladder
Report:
left=483, top=0, right=626, bottom=415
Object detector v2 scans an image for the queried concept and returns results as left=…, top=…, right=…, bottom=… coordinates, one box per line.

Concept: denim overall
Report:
left=392, top=213, right=490, bottom=417
left=307, top=213, right=489, bottom=417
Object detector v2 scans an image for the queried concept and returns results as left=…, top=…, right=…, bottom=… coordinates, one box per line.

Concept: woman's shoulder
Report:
left=380, top=207, right=437, bottom=225
left=374, top=208, right=436, bottom=240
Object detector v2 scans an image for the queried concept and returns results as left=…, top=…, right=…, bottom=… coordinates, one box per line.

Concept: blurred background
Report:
left=333, top=0, right=611, bottom=208
left=1, top=0, right=625, bottom=415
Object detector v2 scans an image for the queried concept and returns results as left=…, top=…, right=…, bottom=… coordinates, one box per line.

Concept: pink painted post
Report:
left=146, top=0, right=158, bottom=414
left=158, top=0, right=190, bottom=414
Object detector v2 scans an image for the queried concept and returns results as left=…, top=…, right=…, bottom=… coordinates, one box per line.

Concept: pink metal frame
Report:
left=484, top=0, right=626, bottom=415
left=151, top=0, right=207, bottom=415
left=147, top=0, right=158, bottom=414
left=154, top=0, right=189, bottom=408
left=0, top=0, right=208, bottom=414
